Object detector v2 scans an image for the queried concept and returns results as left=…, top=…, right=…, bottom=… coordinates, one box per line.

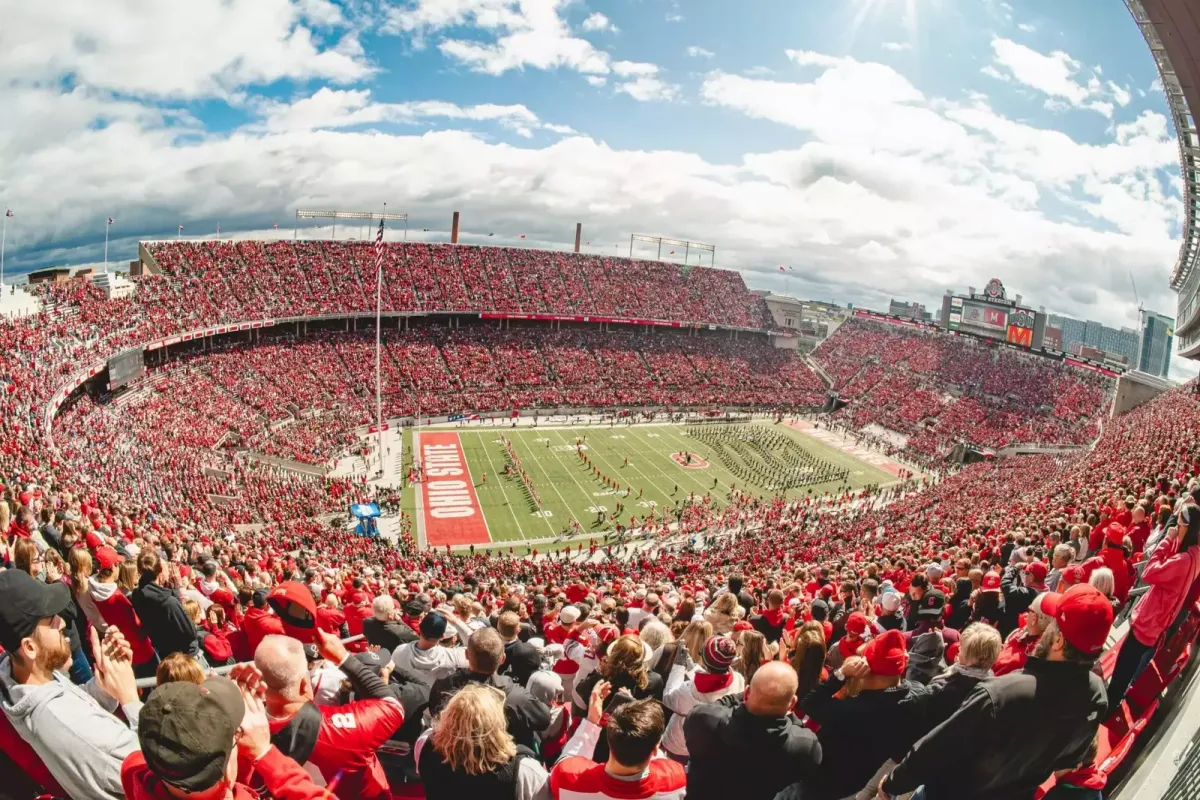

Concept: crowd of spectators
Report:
left=813, top=318, right=1113, bottom=459
left=141, top=241, right=775, bottom=329
left=1, top=257, right=1198, bottom=800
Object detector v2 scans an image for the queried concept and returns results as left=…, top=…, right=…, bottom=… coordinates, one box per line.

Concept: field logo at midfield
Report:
left=670, top=452, right=709, bottom=469
left=420, top=431, right=490, bottom=546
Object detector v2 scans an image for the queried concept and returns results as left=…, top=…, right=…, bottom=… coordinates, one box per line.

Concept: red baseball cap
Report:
left=268, top=581, right=316, bottom=630
left=94, top=547, right=123, bottom=571
left=1040, top=584, right=1113, bottom=655
left=981, top=573, right=1001, bottom=592
left=1105, top=523, right=1127, bottom=547
left=732, top=620, right=755, bottom=633
left=1026, top=562, right=1049, bottom=582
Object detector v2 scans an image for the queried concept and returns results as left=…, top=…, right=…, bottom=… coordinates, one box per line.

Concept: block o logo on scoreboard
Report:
left=983, top=278, right=1006, bottom=301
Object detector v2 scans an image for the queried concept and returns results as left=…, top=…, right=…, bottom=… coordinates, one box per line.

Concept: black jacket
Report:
left=428, top=669, right=551, bottom=750
left=1000, top=565, right=1039, bottom=636
left=362, top=617, right=418, bottom=651
left=131, top=579, right=199, bottom=659
left=684, top=700, right=822, bottom=800
left=882, top=657, right=1107, bottom=800
left=802, top=675, right=929, bottom=800
left=499, top=639, right=541, bottom=687
left=908, top=667, right=991, bottom=738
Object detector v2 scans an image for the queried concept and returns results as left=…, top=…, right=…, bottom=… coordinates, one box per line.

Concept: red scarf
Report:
left=693, top=671, right=733, bottom=694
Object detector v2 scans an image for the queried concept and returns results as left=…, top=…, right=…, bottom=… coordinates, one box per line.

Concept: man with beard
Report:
left=879, top=584, right=1112, bottom=800
left=0, top=569, right=143, bottom=800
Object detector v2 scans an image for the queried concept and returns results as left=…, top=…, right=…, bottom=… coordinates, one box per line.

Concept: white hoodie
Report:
left=660, top=664, right=746, bottom=757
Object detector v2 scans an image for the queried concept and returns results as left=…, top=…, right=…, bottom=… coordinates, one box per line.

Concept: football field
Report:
left=410, top=420, right=899, bottom=549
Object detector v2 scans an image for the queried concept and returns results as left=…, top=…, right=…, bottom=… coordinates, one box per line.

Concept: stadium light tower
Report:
left=629, top=234, right=716, bottom=269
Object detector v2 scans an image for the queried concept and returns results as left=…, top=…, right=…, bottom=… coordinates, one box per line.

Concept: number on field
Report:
left=610, top=435, right=625, bottom=439
left=593, top=489, right=617, bottom=497
left=637, top=501, right=658, bottom=508
left=493, top=439, right=506, bottom=444
left=534, top=437, right=550, bottom=443
left=587, top=506, right=608, bottom=513
left=532, top=510, right=554, bottom=518
left=645, top=433, right=660, bottom=438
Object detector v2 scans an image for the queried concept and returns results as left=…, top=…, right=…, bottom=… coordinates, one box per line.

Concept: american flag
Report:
left=374, top=218, right=385, bottom=276
left=107, top=217, right=114, bottom=225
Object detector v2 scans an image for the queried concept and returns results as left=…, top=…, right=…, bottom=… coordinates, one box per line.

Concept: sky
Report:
left=0, top=0, right=1195, bottom=378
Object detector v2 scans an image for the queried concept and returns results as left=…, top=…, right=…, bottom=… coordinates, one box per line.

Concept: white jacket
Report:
left=660, top=664, right=745, bottom=757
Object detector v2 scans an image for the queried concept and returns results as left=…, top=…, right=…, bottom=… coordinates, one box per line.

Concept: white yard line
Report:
left=412, top=431, right=426, bottom=549
left=452, top=432, right=494, bottom=544
left=527, top=429, right=606, bottom=527
left=468, top=431, right=536, bottom=539
left=642, top=425, right=732, bottom=498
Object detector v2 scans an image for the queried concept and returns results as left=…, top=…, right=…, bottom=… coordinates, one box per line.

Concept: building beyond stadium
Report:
left=1126, top=0, right=1200, bottom=359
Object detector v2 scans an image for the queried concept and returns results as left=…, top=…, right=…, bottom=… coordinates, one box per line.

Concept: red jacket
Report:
left=122, top=747, right=334, bottom=800
left=550, top=755, right=686, bottom=800
left=344, top=603, right=370, bottom=637
left=1081, top=547, right=1136, bottom=604
left=242, top=607, right=286, bottom=655
left=266, top=697, right=405, bottom=800
left=91, top=586, right=156, bottom=664
left=1130, top=538, right=1200, bottom=646
left=314, top=606, right=346, bottom=635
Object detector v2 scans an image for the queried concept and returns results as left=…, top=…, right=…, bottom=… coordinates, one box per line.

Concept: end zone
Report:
left=785, top=420, right=911, bottom=479
left=415, top=430, right=492, bottom=547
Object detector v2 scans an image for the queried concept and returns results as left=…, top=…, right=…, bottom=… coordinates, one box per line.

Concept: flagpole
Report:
left=103, top=218, right=110, bottom=275
left=1, top=212, right=7, bottom=290
left=376, top=218, right=385, bottom=478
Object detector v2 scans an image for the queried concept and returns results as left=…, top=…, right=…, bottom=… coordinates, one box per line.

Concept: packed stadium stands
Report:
left=813, top=318, right=1112, bottom=460
left=1, top=242, right=1198, bottom=800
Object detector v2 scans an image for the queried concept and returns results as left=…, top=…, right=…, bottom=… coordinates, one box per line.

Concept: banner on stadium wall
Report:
left=448, top=413, right=480, bottom=422
left=480, top=312, right=684, bottom=328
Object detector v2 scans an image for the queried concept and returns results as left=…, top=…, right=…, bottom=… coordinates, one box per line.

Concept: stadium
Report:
left=1, top=2, right=1200, bottom=800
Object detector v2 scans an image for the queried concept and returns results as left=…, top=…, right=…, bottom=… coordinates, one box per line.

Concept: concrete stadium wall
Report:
left=1111, top=372, right=1173, bottom=417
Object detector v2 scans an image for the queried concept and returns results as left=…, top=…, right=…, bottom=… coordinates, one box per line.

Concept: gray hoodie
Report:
left=391, top=641, right=468, bottom=687
left=0, top=654, right=142, bottom=800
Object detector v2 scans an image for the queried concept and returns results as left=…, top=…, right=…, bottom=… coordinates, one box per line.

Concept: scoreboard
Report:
left=107, top=348, right=144, bottom=390
left=941, top=279, right=1044, bottom=351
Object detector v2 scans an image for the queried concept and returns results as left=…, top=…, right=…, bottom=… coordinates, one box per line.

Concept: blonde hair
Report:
left=431, top=683, right=516, bottom=775
left=602, top=635, right=649, bottom=690
left=117, top=561, right=138, bottom=594
left=681, top=620, right=713, bottom=664
left=734, top=630, right=770, bottom=684
left=156, top=653, right=206, bottom=686
left=711, top=592, right=739, bottom=617
left=68, top=547, right=93, bottom=597
left=957, top=623, right=1003, bottom=670
left=182, top=598, right=203, bottom=625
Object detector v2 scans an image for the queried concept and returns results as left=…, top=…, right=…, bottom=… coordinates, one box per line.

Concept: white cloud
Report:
left=255, top=88, right=548, bottom=136
left=986, top=38, right=1130, bottom=119
left=387, top=0, right=612, bottom=76
left=0, top=0, right=373, bottom=99
left=881, top=42, right=912, bottom=52
left=665, top=13, right=683, bottom=22
left=585, top=75, right=607, bottom=87
left=581, top=12, right=617, bottom=33
left=1150, top=78, right=1163, bottom=93
left=1016, top=22, right=1037, bottom=33
left=686, top=46, right=716, bottom=59
left=616, top=75, right=679, bottom=102
left=613, top=61, right=660, bottom=77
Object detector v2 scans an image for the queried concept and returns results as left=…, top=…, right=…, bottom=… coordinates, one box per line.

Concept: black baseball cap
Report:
left=403, top=594, right=431, bottom=617
left=0, top=569, right=72, bottom=654
left=355, top=648, right=392, bottom=676
left=420, top=612, right=448, bottom=640
left=138, top=677, right=245, bottom=792
left=919, top=589, right=947, bottom=618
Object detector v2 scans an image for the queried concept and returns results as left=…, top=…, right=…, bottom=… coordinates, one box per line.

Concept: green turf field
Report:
left=413, top=420, right=895, bottom=545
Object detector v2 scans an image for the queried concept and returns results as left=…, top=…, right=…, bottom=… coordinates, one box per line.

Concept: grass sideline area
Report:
left=404, top=419, right=896, bottom=546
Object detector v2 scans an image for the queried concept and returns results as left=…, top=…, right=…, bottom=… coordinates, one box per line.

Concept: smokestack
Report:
left=451, top=211, right=460, bottom=244
left=574, top=223, right=582, bottom=253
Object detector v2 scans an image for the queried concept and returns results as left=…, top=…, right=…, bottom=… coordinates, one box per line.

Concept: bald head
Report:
left=746, top=662, right=798, bottom=717
left=255, top=635, right=308, bottom=702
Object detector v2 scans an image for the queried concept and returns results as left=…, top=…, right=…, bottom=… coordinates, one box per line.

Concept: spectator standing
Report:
left=132, top=551, right=201, bottom=662
left=992, top=592, right=1052, bottom=677
left=1105, top=511, right=1200, bottom=709
left=801, top=628, right=928, bottom=800
left=362, top=595, right=417, bottom=651
left=242, top=588, right=286, bottom=655
left=88, top=547, right=159, bottom=678
left=121, top=674, right=332, bottom=799
left=497, top=610, right=542, bottom=687
left=1079, top=523, right=1137, bottom=605
left=391, top=611, right=472, bottom=687
left=879, top=584, right=1113, bottom=800
left=910, top=623, right=1002, bottom=737
left=1000, top=561, right=1047, bottom=637
left=550, top=680, right=686, bottom=800
left=428, top=628, right=551, bottom=751
left=661, top=634, right=745, bottom=763
left=684, top=662, right=822, bottom=800
left=417, top=682, right=549, bottom=800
